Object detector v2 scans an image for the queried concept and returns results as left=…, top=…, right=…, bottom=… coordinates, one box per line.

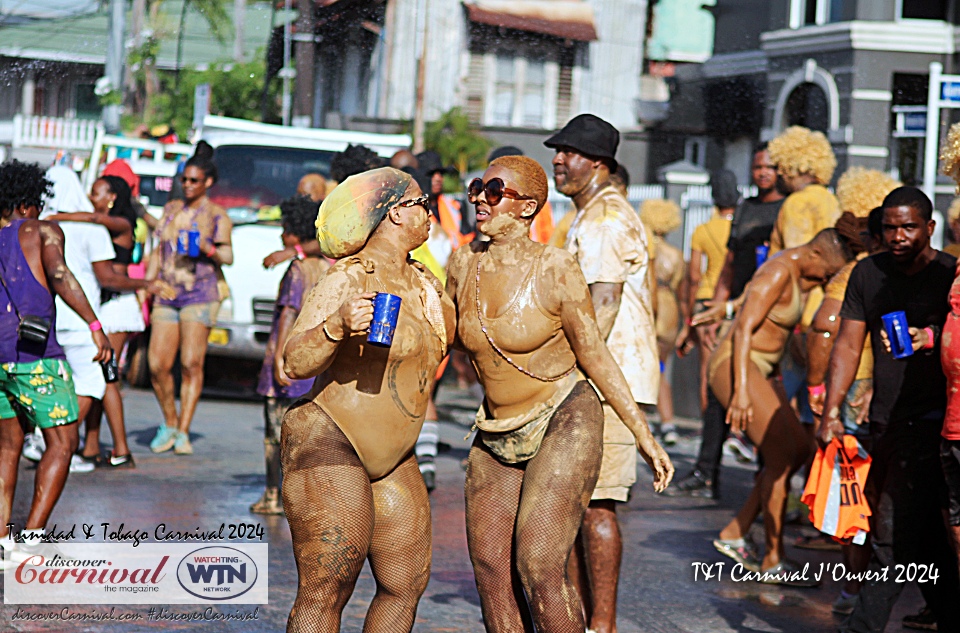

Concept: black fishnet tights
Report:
left=465, top=382, right=604, bottom=633
left=281, top=401, right=431, bottom=633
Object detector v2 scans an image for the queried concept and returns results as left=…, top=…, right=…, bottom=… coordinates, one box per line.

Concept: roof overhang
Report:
left=464, top=0, right=597, bottom=42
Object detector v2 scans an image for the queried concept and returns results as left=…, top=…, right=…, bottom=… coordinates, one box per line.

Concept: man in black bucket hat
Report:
left=548, top=114, right=666, bottom=633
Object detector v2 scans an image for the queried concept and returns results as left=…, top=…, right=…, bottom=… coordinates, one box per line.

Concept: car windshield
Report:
left=139, top=174, right=176, bottom=208
left=208, top=145, right=334, bottom=223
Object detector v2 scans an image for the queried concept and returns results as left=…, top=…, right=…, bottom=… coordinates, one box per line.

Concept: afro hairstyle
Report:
left=330, top=144, right=387, bottom=183
left=768, top=126, right=836, bottom=184
left=640, top=198, right=682, bottom=236
left=0, top=160, right=52, bottom=217
left=835, top=166, right=900, bottom=218
left=281, top=195, right=322, bottom=242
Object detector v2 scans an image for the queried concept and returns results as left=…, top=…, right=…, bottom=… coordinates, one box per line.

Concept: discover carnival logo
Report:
left=4, top=543, right=268, bottom=604
left=176, top=547, right=258, bottom=601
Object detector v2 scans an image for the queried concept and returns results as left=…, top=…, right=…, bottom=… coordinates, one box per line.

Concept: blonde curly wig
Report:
left=640, top=198, right=682, bottom=235
left=941, top=122, right=960, bottom=191
left=768, top=126, right=837, bottom=184
left=835, top=167, right=900, bottom=218
left=948, top=197, right=960, bottom=222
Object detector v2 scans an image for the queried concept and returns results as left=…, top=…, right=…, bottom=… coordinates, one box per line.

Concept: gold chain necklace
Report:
left=474, top=251, right=575, bottom=383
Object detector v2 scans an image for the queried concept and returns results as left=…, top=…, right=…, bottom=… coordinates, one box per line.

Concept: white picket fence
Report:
left=11, top=114, right=102, bottom=150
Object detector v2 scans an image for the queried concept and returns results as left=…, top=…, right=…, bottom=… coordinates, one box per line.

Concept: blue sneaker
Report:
left=150, top=425, right=177, bottom=453
left=173, top=432, right=193, bottom=455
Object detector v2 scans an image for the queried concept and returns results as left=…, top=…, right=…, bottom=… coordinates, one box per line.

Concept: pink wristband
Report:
left=924, top=327, right=935, bottom=349
left=206, top=245, right=218, bottom=259
left=89, top=320, right=102, bottom=332
left=807, top=383, right=826, bottom=398
left=294, top=244, right=305, bottom=260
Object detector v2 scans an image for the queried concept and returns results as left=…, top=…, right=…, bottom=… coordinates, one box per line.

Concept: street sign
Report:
left=942, top=81, right=960, bottom=104
left=893, top=106, right=927, bottom=138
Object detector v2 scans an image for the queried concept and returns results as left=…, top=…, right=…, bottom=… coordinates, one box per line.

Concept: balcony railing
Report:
left=12, top=114, right=102, bottom=150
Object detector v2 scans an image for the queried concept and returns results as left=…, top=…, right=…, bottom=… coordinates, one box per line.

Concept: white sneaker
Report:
left=69, top=454, right=95, bottom=473
left=723, top=435, right=757, bottom=463
left=661, top=424, right=680, bottom=446
left=21, top=429, right=45, bottom=462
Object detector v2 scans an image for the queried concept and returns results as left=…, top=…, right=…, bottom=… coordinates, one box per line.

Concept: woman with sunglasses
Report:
left=146, top=157, right=233, bottom=456
left=446, top=156, right=672, bottom=633
left=281, top=168, right=455, bottom=632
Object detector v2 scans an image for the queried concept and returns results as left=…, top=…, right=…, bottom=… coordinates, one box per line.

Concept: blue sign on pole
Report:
left=941, top=81, right=960, bottom=103
left=904, top=112, right=927, bottom=132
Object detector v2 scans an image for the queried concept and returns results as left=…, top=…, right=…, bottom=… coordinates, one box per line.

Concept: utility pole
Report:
left=293, top=0, right=315, bottom=126
left=126, top=0, right=146, bottom=108
left=412, top=0, right=428, bottom=152
left=233, top=0, right=245, bottom=62
left=280, top=0, right=294, bottom=125
left=103, top=0, right=125, bottom=133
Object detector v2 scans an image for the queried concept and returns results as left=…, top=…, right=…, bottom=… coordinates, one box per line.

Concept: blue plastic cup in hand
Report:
left=881, top=311, right=913, bottom=359
left=177, top=229, right=190, bottom=255
left=367, top=293, right=402, bottom=347
left=755, top=244, right=770, bottom=268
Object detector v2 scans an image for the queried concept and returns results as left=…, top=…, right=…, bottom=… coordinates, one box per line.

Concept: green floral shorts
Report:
left=0, top=358, right=79, bottom=428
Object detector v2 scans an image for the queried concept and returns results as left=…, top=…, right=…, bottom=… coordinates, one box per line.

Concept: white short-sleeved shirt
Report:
left=565, top=186, right=659, bottom=405
left=55, top=221, right=116, bottom=332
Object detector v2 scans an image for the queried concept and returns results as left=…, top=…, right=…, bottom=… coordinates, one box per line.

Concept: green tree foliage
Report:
left=425, top=108, right=492, bottom=176
left=146, top=59, right=280, bottom=133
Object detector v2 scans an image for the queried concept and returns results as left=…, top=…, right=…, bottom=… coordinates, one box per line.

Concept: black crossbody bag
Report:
left=0, top=259, right=51, bottom=345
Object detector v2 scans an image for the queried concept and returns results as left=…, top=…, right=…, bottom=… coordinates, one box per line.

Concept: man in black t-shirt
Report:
left=822, top=187, right=960, bottom=633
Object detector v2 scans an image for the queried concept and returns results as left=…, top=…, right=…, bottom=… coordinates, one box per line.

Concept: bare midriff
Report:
left=456, top=247, right=579, bottom=420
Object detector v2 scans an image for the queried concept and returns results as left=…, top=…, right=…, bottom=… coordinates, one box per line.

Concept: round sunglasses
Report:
left=467, top=178, right=534, bottom=207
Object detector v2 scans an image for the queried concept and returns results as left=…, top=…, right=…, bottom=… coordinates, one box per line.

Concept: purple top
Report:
left=256, top=260, right=316, bottom=399
left=154, top=200, right=231, bottom=308
left=0, top=220, right=65, bottom=363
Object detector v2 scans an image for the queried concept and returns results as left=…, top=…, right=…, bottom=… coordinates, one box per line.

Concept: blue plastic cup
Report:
left=881, top=311, right=914, bottom=359
left=755, top=244, right=770, bottom=268
left=367, top=293, right=402, bottom=347
left=177, top=229, right=190, bottom=255
left=188, top=228, right=201, bottom=258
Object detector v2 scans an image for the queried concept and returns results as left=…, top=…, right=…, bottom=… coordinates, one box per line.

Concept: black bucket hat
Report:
left=544, top=114, right=619, bottom=169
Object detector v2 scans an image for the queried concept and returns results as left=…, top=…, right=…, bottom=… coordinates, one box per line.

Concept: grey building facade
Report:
left=659, top=0, right=960, bottom=201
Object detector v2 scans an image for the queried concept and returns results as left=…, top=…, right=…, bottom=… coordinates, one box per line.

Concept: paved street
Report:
left=0, top=385, right=924, bottom=632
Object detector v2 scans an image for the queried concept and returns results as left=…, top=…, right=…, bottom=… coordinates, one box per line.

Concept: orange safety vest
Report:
left=436, top=195, right=474, bottom=247
left=801, top=435, right=872, bottom=544
left=530, top=201, right=555, bottom=244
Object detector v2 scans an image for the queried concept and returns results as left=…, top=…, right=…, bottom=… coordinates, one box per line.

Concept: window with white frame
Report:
left=484, top=52, right=556, bottom=129
left=492, top=55, right=516, bottom=127
left=789, top=0, right=844, bottom=28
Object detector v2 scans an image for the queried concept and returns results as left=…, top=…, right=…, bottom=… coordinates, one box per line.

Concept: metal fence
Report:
left=546, top=182, right=758, bottom=257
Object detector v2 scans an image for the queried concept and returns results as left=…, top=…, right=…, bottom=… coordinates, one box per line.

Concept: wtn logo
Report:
left=186, top=562, right=247, bottom=585
left=177, top=547, right=258, bottom=601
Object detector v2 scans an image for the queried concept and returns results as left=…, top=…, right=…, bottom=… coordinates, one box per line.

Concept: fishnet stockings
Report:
left=465, top=381, right=603, bottom=633
left=281, top=401, right=431, bottom=633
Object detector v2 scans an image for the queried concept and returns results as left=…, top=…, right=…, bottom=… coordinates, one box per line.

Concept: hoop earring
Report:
left=108, top=200, right=115, bottom=210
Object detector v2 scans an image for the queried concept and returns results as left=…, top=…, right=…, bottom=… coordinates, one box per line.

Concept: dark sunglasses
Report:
left=181, top=176, right=204, bottom=184
left=467, top=178, right=533, bottom=207
left=396, top=194, right=429, bottom=209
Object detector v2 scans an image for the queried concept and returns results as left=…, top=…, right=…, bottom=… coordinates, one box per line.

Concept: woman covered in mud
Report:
left=445, top=155, right=673, bottom=633
left=280, top=167, right=455, bottom=632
